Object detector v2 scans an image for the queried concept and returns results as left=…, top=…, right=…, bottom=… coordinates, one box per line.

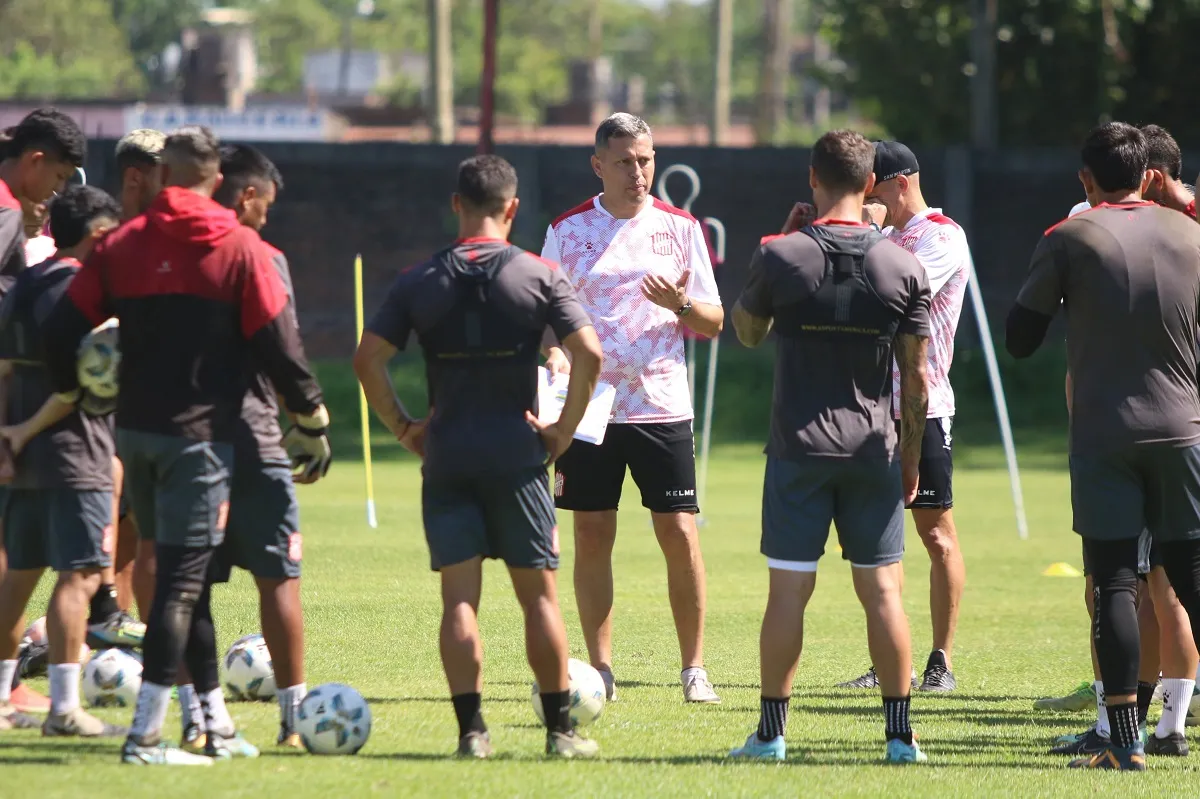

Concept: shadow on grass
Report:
left=366, top=696, right=524, bottom=705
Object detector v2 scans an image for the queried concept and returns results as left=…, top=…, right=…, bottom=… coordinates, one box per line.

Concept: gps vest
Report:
left=0, top=257, right=78, bottom=367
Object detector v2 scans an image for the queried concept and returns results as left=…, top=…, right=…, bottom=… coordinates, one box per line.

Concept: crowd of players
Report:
left=0, top=104, right=1196, bottom=772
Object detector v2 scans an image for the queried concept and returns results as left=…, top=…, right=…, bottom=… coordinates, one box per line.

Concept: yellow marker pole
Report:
left=355, top=254, right=378, bottom=528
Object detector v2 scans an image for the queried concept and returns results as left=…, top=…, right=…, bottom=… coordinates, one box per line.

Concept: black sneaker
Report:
left=917, top=650, right=957, bottom=693
left=456, top=731, right=493, bottom=759
left=17, top=640, right=48, bottom=679
left=1145, top=731, right=1189, bottom=756
left=836, top=666, right=919, bottom=690
left=1050, top=726, right=1110, bottom=755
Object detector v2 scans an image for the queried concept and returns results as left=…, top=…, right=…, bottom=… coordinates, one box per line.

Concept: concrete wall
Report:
left=84, top=140, right=1109, bottom=358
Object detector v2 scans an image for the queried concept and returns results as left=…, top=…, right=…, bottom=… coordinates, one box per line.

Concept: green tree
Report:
left=0, top=0, right=143, bottom=99
left=109, top=0, right=205, bottom=87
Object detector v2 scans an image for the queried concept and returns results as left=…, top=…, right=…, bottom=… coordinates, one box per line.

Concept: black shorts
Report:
left=422, top=467, right=559, bottom=571
left=4, top=488, right=114, bottom=572
left=554, top=421, right=698, bottom=514
left=212, top=460, right=301, bottom=583
left=896, top=417, right=954, bottom=511
left=1070, top=443, right=1200, bottom=544
left=1081, top=530, right=1160, bottom=579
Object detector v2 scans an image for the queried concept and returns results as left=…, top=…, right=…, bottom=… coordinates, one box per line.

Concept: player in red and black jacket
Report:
left=43, top=127, right=329, bottom=766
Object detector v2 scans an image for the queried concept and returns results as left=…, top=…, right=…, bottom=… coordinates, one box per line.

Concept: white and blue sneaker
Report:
left=728, top=732, right=786, bottom=761
left=121, top=736, right=213, bottom=766
left=885, top=737, right=928, bottom=764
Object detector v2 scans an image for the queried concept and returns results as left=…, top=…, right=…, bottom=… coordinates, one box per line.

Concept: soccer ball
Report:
left=83, top=648, right=142, bottom=708
left=530, top=658, right=606, bottom=728
left=77, top=318, right=120, bottom=416
left=21, top=616, right=46, bottom=646
left=295, top=683, right=372, bottom=755
left=223, top=633, right=276, bottom=701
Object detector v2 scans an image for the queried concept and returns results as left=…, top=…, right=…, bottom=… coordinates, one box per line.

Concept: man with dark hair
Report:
left=542, top=112, right=724, bottom=704
left=1141, top=124, right=1197, bottom=220
left=727, top=129, right=932, bottom=764
left=206, top=142, right=313, bottom=750
left=0, top=108, right=88, bottom=722
left=355, top=154, right=605, bottom=759
left=44, top=126, right=330, bottom=766
left=1006, top=121, right=1200, bottom=771
left=0, top=185, right=124, bottom=738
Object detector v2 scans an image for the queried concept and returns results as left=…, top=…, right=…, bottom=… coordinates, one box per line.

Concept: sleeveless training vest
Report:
left=0, top=258, right=77, bottom=367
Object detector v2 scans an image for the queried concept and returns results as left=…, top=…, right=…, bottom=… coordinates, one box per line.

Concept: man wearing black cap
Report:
left=834, top=141, right=971, bottom=694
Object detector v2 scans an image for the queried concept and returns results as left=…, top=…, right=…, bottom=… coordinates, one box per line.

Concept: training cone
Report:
left=1042, top=562, right=1082, bottom=577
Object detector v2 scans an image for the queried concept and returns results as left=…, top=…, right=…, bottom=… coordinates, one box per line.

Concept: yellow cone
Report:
left=1042, top=562, right=1083, bottom=577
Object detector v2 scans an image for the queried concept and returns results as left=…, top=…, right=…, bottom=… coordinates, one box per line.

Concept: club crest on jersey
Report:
left=652, top=230, right=675, bottom=257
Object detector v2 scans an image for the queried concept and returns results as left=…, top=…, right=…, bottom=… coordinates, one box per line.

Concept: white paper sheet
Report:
left=536, top=366, right=616, bottom=445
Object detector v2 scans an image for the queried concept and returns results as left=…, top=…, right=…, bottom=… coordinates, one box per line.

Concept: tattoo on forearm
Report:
left=895, top=334, right=930, bottom=459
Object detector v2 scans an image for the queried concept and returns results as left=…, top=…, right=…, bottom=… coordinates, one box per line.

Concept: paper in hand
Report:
left=536, top=366, right=616, bottom=445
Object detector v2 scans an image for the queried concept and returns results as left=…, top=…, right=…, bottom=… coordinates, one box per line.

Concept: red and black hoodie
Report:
left=0, top=178, right=26, bottom=296
left=45, top=186, right=323, bottom=442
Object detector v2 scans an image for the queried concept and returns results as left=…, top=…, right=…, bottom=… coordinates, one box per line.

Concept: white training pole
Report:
left=656, top=163, right=705, bottom=422
left=696, top=217, right=726, bottom=522
left=966, top=257, right=1028, bottom=539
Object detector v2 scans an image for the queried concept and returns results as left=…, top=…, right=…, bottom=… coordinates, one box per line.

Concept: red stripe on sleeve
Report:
left=240, top=242, right=290, bottom=338
left=66, top=252, right=111, bottom=327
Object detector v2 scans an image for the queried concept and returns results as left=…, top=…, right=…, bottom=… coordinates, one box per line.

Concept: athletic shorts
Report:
left=760, top=455, right=905, bottom=568
left=554, top=421, right=698, bottom=514
left=422, top=467, right=559, bottom=571
left=118, top=429, right=232, bottom=549
left=3, top=488, right=113, bottom=572
left=895, top=416, right=953, bottom=510
left=1071, top=443, right=1200, bottom=545
left=212, top=459, right=301, bottom=582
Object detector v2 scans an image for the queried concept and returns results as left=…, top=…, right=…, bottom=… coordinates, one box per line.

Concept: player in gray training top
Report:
left=1007, top=121, right=1200, bottom=772
left=354, top=154, right=605, bottom=760
left=726, top=129, right=932, bottom=765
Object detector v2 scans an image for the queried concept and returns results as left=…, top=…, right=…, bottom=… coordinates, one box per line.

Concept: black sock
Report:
left=451, top=693, right=486, bottom=739
left=89, top=584, right=119, bottom=624
left=757, top=696, right=789, bottom=742
left=1108, top=701, right=1140, bottom=748
left=883, top=696, right=912, bottom=745
left=539, top=690, right=571, bottom=735
left=1136, top=681, right=1155, bottom=726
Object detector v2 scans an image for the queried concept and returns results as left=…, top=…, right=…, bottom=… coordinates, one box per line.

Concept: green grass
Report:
left=3, top=442, right=1193, bottom=797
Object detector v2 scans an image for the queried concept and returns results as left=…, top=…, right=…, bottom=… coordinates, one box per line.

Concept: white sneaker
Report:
left=682, top=668, right=721, bottom=704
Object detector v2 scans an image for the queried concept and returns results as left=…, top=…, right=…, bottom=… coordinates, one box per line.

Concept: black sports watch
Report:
left=675, top=299, right=693, bottom=317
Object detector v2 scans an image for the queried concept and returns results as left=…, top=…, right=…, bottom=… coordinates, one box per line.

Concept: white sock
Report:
left=0, top=660, right=16, bottom=703
left=201, top=687, right=235, bottom=738
left=1156, top=678, right=1195, bottom=738
left=48, top=663, right=81, bottom=715
left=177, top=683, right=205, bottom=732
left=130, top=682, right=173, bottom=742
left=278, top=683, right=306, bottom=732
left=681, top=667, right=707, bottom=685
left=1095, top=681, right=1110, bottom=738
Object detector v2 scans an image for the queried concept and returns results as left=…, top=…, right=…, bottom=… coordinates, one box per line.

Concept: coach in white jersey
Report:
left=837, top=142, right=970, bottom=693
left=542, top=113, right=724, bottom=704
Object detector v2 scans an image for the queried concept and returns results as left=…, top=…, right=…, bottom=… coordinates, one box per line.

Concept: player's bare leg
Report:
left=44, top=567, right=124, bottom=736
left=439, top=557, right=489, bottom=757
left=852, top=561, right=924, bottom=762
left=510, top=565, right=596, bottom=758
left=912, top=508, right=963, bottom=689
left=1147, top=567, right=1198, bottom=754
left=730, top=568, right=815, bottom=760
left=88, top=458, right=145, bottom=649
left=0, top=567, right=44, bottom=726
left=1136, top=580, right=1161, bottom=729
left=132, top=534, right=155, bottom=623
left=256, top=576, right=305, bottom=746
left=651, top=510, right=718, bottom=702
left=572, top=511, right=617, bottom=685
left=111, top=467, right=136, bottom=612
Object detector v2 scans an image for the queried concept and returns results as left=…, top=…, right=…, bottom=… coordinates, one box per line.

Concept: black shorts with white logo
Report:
left=554, top=421, right=698, bottom=514
left=895, top=416, right=954, bottom=510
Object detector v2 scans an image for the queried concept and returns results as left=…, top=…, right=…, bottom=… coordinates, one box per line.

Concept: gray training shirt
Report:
left=1016, top=202, right=1200, bottom=455
left=738, top=221, right=931, bottom=462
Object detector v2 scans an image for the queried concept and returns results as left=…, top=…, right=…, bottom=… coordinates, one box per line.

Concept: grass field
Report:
left=1, top=442, right=1192, bottom=797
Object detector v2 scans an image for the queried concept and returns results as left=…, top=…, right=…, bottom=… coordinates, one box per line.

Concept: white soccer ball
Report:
left=223, top=633, right=276, bottom=701
left=295, top=683, right=372, bottom=755
left=77, top=318, right=120, bottom=415
left=83, top=648, right=142, bottom=708
left=531, top=657, right=606, bottom=728
left=21, top=616, right=46, bottom=647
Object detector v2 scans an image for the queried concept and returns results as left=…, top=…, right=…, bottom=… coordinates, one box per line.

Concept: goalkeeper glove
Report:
left=282, top=404, right=332, bottom=483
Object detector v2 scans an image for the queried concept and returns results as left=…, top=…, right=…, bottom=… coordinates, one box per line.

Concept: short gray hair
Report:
left=163, top=126, right=222, bottom=182
left=595, top=113, right=652, bottom=151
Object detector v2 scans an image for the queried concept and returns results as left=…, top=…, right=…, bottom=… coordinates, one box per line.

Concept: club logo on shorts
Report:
left=216, top=501, right=230, bottom=532
left=551, top=525, right=560, bottom=556
left=665, top=489, right=696, bottom=498
left=288, top=532, right=303, bottom=563
left=652, top=230, right=675, bottom=257
left=554, top=471, right=565, bottom=497
left=940, top=417, right=953, bottom=450
left=101, top=524, right=115, bottom=555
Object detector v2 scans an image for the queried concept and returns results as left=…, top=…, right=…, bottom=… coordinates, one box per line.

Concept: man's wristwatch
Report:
left=675, top=299, right=693, bottom=317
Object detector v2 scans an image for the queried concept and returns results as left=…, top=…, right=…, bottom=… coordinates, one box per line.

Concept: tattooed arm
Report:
left=732, top=301, right=773, bottom=348
left=894, top=333, right=930, bottom=505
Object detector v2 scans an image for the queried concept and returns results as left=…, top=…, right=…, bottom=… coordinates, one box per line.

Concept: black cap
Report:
left=873, top=141, right=920, bottom=183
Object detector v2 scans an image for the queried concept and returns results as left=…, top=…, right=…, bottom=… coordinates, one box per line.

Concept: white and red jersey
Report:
left=24, top=234, right=55, bottom=268
left=543, top=195, right=722, bottom=424
left=885, top=207, right=970, bottom=420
